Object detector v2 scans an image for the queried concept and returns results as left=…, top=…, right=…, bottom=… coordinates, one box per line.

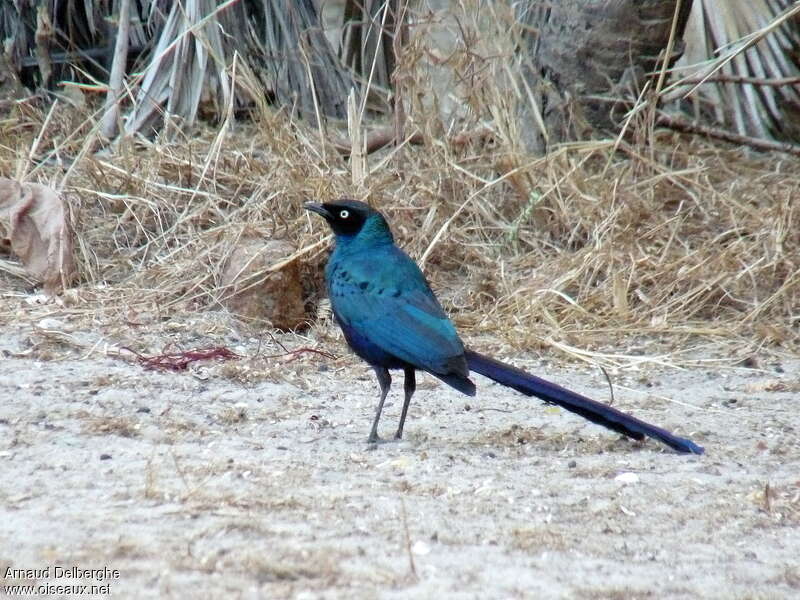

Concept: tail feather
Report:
left=434, top=371, right=477, bottom=396
left=465, top=350, right=704, bottom=455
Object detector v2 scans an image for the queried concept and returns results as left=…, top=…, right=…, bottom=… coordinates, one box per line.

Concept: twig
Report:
left=332, top=126, right=494, bottom=157
left=599, top=365, right=615, bottom=406
left=654, top=0, right=684, bottom=96
left=763, top=482, right=772, bottom=514
left=34, top=5, right=54, bottom=88
left=392, top=0, right=410, bottom=149
left=347, top=89, right=366, bottom=189
left=101, top=0, right=131, bottom=139
left=19, top=99, right=58, bottom=180
left=336, top=127, right=421, bottom=156
left=124, top=346, right=241, bottom=371
left=259, top=347, right=336, bottom=362
left=400, top=497, right=418, bottom=580
left=677, top=74, right=800, bottom=87
left=657, top=112, right=800, bottom=156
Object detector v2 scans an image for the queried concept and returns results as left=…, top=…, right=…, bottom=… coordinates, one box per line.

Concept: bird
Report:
left=305, top=198, right=704, bottom=454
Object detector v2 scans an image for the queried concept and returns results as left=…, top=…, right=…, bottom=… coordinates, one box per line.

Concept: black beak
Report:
left=304, top=202, right=332, bottom=220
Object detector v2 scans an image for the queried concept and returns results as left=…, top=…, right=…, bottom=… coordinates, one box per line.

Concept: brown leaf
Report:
left=0, top=178, right=76, bottom=293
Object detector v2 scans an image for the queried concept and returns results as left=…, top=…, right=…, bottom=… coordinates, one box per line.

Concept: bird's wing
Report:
left=329, top=247, right=466, bottom=374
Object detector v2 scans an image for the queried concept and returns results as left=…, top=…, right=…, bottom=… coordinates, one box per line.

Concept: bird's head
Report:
left=304, top=198, right=393, bottom=242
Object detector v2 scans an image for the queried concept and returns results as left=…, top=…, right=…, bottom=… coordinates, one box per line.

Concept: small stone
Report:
left=411, top=541, right=430, bottom=555
left=614, top=472, right=639, bottom=484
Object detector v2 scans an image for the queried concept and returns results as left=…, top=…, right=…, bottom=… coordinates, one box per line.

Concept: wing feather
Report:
left=329, top=247, right=466, bottom=375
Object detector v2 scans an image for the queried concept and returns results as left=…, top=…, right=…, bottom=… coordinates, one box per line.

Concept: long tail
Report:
left=465, top=350, right=704, bottom=454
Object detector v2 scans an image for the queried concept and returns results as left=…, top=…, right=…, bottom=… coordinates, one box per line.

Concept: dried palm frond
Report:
left=123, top=0, right=233, bottom=136
left=1, top=0, right=353, bottom=136
left=235, top=0, right=353, bottom=121
left=123, top=0, right=353, bottom=137
left=0, top=0, right=156, bottom=90
left=666, top=0, right=800, bottom=140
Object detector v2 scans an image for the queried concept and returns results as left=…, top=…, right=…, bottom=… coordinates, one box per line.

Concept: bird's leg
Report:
left=395, top=367, right=416, bottom=440
left=368, top=367, right=391, bottom=443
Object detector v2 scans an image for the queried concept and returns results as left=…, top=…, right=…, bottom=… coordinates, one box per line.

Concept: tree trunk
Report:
left=516, top=0, right=693, bottom=152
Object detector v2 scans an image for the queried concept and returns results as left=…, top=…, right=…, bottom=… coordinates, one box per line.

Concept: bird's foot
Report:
left=366, top=434, right=405, bottom=448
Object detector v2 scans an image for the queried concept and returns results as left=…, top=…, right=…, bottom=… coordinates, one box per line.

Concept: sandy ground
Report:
left=1, top=313, right=798, bottom=599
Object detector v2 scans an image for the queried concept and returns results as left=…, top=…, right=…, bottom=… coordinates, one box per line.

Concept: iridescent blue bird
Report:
left=305, top=199, right=703, bottom=454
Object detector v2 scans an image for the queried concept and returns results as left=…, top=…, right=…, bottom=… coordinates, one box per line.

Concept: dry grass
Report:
left=753, top=481, right=800, bottom=525
left=81, top=414, right=141, bottom=438
left=510, top=527, right=569, bottom=553
left=0, top=2, right=797, bottom=369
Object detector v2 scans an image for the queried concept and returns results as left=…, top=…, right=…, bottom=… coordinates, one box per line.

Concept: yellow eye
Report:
left=339, top=210, right=350, bottom=219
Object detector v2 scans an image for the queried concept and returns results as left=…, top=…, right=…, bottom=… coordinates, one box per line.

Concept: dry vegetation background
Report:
left=2, top=85, right=798, bottom=366
left=2, top=5, right=799, bottom=365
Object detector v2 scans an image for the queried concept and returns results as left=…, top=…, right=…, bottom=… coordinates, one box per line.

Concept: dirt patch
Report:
left=1, top=317, right=798, bottom=598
